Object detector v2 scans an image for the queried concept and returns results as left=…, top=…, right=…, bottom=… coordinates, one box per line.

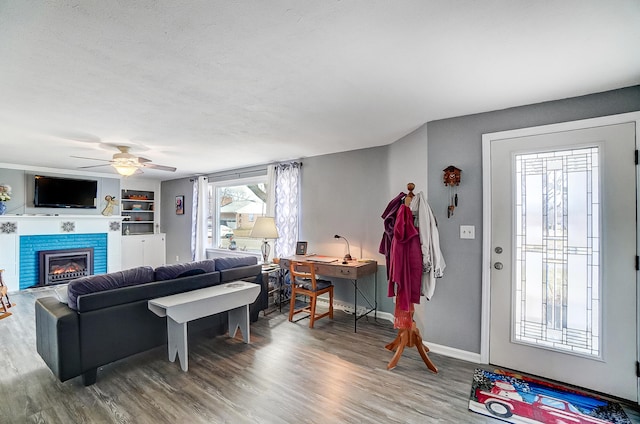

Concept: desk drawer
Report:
left=315, top=264, right=355, bottom=279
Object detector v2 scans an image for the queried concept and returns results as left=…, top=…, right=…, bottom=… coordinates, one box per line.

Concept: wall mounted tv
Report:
left=34, top=175, right=98, bottom=209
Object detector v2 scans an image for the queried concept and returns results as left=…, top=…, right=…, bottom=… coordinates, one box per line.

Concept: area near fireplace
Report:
left=0, top=215, right=122, bottom=292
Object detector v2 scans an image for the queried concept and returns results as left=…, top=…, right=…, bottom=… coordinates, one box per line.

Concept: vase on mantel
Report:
left=0, top=201, right=6, bottom=215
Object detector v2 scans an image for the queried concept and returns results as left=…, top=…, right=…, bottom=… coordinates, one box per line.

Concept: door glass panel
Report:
left=514, top=147, right=600, bottom=357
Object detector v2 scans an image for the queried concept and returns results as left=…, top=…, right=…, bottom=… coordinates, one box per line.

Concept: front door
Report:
left=488, top=121, right=637, bottom=401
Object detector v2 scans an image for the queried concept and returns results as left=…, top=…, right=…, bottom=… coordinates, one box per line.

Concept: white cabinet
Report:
left=121, top=234, right=166, bottom=270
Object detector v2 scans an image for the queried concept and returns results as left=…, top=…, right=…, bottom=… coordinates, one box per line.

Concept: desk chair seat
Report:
left=289, top=261, right=333, bottom=328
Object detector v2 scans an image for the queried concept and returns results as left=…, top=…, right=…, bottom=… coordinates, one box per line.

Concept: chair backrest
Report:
left=289, top=261, right=319, bottom=291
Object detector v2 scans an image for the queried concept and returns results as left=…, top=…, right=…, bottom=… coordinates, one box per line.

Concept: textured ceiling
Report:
left=1, top=1, right=639, bottom=180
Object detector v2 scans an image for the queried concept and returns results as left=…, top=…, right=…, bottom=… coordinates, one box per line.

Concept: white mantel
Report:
left=0, top=215, right=123, bottom=292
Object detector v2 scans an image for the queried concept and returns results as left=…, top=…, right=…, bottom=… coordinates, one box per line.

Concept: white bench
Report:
left=148, top=281, right=260, bottom=371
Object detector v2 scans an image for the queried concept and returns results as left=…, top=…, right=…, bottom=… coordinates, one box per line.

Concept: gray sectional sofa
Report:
left=35, top=257, right=266, bottom=385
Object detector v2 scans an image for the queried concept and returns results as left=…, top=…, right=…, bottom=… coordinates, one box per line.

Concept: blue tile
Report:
left=19, top=233, right=109, bottom=289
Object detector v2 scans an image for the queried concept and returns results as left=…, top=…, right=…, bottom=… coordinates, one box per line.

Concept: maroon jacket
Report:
left=379, top=192, right=406, bottom=278
left=388, top=204, right=422, bottom=311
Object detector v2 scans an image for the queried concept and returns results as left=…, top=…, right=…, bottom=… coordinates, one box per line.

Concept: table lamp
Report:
left=250, top=217, right=279, bottom=263
left=334, top=234, right=352, bottom=261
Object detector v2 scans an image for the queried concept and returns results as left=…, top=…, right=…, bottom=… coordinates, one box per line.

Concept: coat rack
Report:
left=385, top=183, right=438, bottom=373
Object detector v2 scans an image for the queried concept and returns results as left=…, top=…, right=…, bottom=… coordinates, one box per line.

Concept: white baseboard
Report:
left=421, top=341, right=482, bottom=364
left=316, top=298, right=483, bottom=364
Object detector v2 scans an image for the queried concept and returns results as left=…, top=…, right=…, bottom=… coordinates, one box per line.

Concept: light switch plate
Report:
left=460, top=225, right=475, bottom=239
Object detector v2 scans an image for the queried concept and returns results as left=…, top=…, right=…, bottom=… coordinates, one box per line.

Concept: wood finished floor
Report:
left=2, top=288, right=639, bottom=424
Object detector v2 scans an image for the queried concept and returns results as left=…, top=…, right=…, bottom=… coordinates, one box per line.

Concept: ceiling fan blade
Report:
left=71, top=155, right=111, bottom=162
left=141, top=163, right=177, bottom=172
left=78, top=164, right=111, bottom=169
left=137, top=157, right=152, bottom=163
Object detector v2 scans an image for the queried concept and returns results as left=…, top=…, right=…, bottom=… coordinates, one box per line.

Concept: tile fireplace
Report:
left=0, top=215, right=122, bottom=292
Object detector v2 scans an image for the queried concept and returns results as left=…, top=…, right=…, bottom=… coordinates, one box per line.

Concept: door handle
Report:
left=494, top=262, right=503, bottom=270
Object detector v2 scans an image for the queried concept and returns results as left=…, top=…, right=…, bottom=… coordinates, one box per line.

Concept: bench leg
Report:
left=167, top=318, right=188, bottom=371
left=228, top=305, right=250, bottom=343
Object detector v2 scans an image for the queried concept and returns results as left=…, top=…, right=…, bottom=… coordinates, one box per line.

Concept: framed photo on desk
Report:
left=296, top=241, right=308, bottom=255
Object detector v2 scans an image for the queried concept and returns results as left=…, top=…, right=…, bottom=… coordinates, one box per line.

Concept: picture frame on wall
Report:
left=175, top=195, right=184, bottom=215
left=296, top=241, right=308, bottom=255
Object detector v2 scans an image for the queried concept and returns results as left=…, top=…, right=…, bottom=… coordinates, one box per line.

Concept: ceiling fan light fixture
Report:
left=112, top=162, right=138, bottom=176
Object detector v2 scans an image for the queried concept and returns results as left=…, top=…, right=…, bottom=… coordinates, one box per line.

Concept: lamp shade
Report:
left=112, top=163, right=138, bottom=176
left=250, top=217, right=279, bottom=239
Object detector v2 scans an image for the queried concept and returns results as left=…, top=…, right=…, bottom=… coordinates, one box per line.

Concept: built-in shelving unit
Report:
left=121, top=189, right=155, bottom=235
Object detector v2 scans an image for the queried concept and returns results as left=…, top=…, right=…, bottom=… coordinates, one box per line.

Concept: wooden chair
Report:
left=288, top=261, right=333, bottom=328
left=0, top=269, right=14, bottom=320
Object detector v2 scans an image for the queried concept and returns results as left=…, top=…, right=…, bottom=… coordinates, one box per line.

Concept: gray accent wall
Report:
left=161, top=178, right=193, bottom=264
left=300, top=147, right=391, bottom=311
left=425, top=85, right=640, bottom=354
left=156, top=85, right=639, bottom=356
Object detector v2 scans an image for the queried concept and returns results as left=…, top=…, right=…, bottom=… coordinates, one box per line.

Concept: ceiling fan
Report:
left=72, top=145, right=177, bottom=176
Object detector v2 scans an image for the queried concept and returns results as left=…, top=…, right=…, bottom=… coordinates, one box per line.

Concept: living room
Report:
left=1, top=2, right=640, bottom=423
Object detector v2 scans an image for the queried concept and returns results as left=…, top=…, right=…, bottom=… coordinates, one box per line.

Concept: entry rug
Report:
left=468, top=368, right=631, bottom=424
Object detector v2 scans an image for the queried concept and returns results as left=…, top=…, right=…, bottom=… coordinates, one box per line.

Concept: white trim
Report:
left=205, top=248, right=261, bottom=260
left=480, top=112, right=640, bottom=387
left=423, top=341, right=482, bottom=364
left=481, top=135, right=492, bottom=364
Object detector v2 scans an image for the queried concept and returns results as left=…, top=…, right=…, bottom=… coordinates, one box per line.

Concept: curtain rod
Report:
left=188, top=160, right=303, bottom=182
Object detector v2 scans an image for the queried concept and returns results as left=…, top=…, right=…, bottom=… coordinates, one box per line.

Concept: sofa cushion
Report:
left=176, top=268, right=207, bottom=278
left=155, top=260, right=216, bottom=281
left=214, top=256, right=258, bottom=271
left=67, top=266, right=155, bottom=310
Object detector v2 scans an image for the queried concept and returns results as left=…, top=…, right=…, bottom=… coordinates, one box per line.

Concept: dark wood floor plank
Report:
left=2, top=288, right=639, bottom=423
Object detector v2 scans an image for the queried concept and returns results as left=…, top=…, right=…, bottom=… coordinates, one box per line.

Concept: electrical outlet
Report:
left=176, top=255, right=179, bottom=262
left=460, top=225, right=475, bottom=239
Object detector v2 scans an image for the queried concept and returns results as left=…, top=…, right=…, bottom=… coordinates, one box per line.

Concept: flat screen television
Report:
left=34, top=175, right=98, bottom=209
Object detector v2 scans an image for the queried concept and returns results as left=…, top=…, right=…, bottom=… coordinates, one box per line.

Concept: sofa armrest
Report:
left=35, top=297, right=82, bottom=382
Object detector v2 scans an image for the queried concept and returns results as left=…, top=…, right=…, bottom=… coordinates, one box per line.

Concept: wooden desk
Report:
left=279, top=256, right=378, bottom=332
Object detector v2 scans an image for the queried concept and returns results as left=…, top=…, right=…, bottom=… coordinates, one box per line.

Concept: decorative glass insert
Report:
left=514, top=147, right=600, bottom=357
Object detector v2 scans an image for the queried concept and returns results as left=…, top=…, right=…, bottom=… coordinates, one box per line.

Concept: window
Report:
left=208, top=177, right=268, bottom=252
left=514, top=147, right=600, bottom=357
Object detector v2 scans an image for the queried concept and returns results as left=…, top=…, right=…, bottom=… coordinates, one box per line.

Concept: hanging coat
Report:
left=410, top=192, right=446, bottom=300
left=388, top=204, right=422, bottom=311
left=379, top=192, right=406, bottom=278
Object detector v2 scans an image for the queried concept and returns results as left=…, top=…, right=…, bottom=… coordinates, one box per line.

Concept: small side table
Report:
left=262, top=264, right=285, bottom=315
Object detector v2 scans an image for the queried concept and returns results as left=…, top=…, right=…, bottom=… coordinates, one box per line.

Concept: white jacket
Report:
left=410, top=191, right=446, bottom=300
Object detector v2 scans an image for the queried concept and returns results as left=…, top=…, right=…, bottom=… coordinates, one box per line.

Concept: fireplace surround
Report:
left=0, top=215, right=120, bottom=292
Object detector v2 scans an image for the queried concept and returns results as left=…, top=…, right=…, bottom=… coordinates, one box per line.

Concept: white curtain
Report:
left=190, top=176, right=209, bottom=261
left=266, top=164, right=276, bottom=217
left=274, top=162, right=301, bottom=258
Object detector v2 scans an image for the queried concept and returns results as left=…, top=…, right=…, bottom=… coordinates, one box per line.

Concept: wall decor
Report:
left=109, top=221, right=121, bottom=232
left=102, top=195, right=118, bottom=216
left=175, top=195, right=184, bottom=215
left=1, top=222, right=17, bottom=234
left=61, top=221, right=76, bottom=232
left=443, top=165, right=462, bottom=218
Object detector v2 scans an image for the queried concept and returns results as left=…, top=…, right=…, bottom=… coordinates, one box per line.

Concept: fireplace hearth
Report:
left=38, top=248, right=94, bottom=286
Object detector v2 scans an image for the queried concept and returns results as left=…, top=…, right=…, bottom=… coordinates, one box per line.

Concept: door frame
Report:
left=480, top=112, right=640, bottom=383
